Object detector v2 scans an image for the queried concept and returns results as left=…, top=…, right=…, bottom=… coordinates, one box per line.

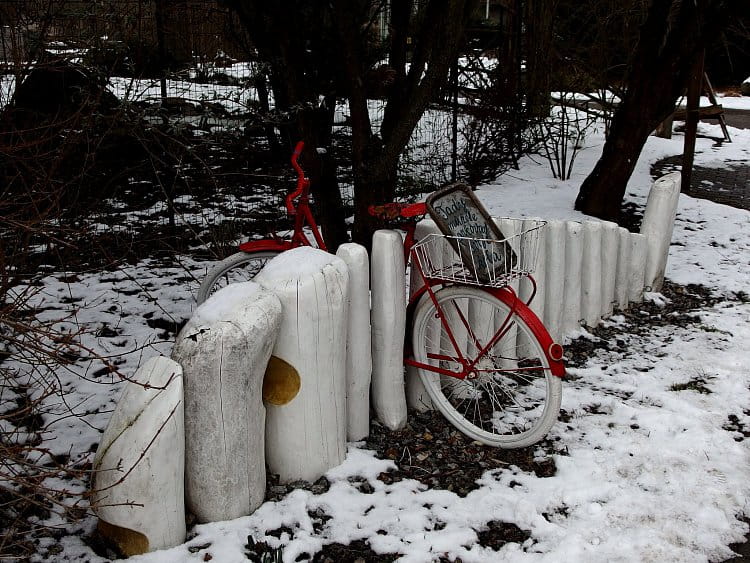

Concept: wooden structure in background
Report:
left=657, top=74, right=731, bottom=143
left=681, top=51, right=706, bottom=194
left=655, top=50, right=731, bottom=193
left=671, top=74, right=732, bottom=142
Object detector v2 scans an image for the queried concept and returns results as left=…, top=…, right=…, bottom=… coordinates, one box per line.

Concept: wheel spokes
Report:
left=437, top=302, right=549, bottom=436
left=414, top=288, right=560, bottom=447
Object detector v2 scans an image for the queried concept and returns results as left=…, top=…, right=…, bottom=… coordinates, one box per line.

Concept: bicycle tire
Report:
left=411, top=286, right=561, bottom=448
left=197, top=251, right=280, bottom=304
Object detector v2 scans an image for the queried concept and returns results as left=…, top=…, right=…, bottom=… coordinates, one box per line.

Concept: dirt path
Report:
left=651, top=107, right=750, bottom=212
left=651, top=157, right=750, bottom=211
left=722, top=107, right=750, bottom=130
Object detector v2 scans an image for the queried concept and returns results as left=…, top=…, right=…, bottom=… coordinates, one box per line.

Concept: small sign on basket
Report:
left=425, top=183, right=517, bottom=284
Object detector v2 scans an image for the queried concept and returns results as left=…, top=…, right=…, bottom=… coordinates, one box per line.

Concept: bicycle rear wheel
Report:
left=197, top=251, right=280, bottom=304
left=411, top=286, right=561, bottom=448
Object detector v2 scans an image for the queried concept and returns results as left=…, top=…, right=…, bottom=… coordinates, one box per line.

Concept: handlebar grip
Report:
left=292, top=140, right=304, bottom=161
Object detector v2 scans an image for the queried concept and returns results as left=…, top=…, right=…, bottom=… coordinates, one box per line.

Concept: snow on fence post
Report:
left=370, top=230, right=408, bottom=430
left=520, top=217, right=546, bottom=323
left=543, top=220, right=566, bottom=342
left=640, top=172, right=681, bottom=292
left=336, top=243, right=372, bottom=441
left=406, top=221, right=438, bottom=412
left=614, top=227, right=632, bottom=310
left=600, top=221, right=620, bottom=318
left=563, top=221, right=584, bottom=335
left=581, top=221, right=603, bottom=327
left=629, top=233, right=648, bottom=303
left=173, top=283, right=282, bottom=522
left=92, top=356, right=185, bottom=556
left=256, top=248, right=349, bottom=483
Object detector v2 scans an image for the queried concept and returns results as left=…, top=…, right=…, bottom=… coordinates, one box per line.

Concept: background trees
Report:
left=5, top=0, right=744, bottom=241
left=574, top=0, right=748, bottom=220
left=0, top=0, right=747, bottom=257
left=221, top=0, right=478, bottom=247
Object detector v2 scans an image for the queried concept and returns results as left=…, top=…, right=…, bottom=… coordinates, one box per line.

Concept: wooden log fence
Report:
left=92, top=173, right=682, bottom=543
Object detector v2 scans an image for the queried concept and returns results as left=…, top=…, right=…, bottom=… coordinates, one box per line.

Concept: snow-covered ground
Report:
left=9, top=94, right=750, bottom=562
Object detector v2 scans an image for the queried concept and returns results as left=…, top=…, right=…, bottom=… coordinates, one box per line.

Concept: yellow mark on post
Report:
left=97, top=519, right=149, bottom=557
left=263, top=356, right=301, bottom=405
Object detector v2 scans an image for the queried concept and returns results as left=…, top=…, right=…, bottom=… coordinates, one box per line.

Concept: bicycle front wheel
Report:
left=197, top=251, right=280, bottom=304
left=411, top=286, right=561, bottom=448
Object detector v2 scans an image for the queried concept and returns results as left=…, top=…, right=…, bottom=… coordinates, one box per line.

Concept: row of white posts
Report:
left=91, top=173, right=681, bottom=555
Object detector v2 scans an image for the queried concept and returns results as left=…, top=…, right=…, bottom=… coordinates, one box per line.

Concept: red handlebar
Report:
left=288, top=143, right=426, bottom=225
left=287, top=141, right=310, bottom=215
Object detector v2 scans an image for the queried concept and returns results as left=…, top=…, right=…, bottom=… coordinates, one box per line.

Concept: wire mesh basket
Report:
left=410, top=219, right=546, bottom=288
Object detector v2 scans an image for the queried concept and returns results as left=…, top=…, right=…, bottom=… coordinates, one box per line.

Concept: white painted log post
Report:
left=498, top=218, right=521, bottom=357
left=563, top=221, right=584, bottom=335
left=543, top=220, right=566, bottom=342
left=255, top=248, right=349, bottom=483
left=406, top=221, right=439, bottom=412
left=441, top=234, right=467, bottom=387
left=581, top=221, right=603, bottom=327
left=336, top=243, right=372, bottom=441
left=614, top=227, right=632, bottom=310
left=600, top=221, right=620, bottom=318
left=520, top=217, right=546, bottom=322
left=371, top=230, right=408, bottom=430
left=629, top=233, right=648, bottom=303
left=92, top=356, right=185, bottom=556
left=640, top=172, right=681, bottom=291
left=173, top=283, right=282, bottom=522
left=499, top=218, right=522, bottom=289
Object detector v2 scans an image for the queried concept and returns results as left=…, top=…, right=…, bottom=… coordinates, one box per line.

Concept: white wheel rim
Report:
left=413, top=287, right=560, bottom=447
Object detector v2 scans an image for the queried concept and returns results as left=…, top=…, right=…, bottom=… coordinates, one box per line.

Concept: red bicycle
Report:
left=196, top=142, right=326, bottom=304
left=197, top=142, right=564, bottom=448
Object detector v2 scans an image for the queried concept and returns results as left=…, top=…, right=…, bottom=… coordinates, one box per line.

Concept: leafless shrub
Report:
left=451, top=53, right=538, bottom=188
left=536, top=93, right=598, bottom=181
left=459, top=103, right=536, bottom=187
left=1, top=263, right=98, bottom=558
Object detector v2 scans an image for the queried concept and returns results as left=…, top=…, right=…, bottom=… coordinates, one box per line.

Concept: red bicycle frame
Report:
left=234, top=141, right=564, bottom=379
left=404, top=278, right=565, bottom=380
left=368, top=200, right=564, bottom=379
left=238, top=141, right=327, bottom=254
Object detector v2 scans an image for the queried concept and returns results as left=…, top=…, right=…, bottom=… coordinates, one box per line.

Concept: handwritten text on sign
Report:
left=428, top=186, right=516, bottom=283
left=430, top=191, right=493, bottom=239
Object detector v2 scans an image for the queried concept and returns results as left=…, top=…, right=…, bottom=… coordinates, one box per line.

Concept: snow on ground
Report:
left=10, top=97, right=750, bottom=562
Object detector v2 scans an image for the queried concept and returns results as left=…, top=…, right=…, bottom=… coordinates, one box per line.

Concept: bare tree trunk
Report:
left=524, top=0, right=555, bottom=118
left=575, top=0, right=736, bottom=221
left=297, top=100, right=349, bottom=250
left=338, top=0, right=476, bottom=246
left=221, top=1, right=349, bottom=249
left=681, top=50, right=705, bottom=194
left=573, top=110, right=656, bottom=220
